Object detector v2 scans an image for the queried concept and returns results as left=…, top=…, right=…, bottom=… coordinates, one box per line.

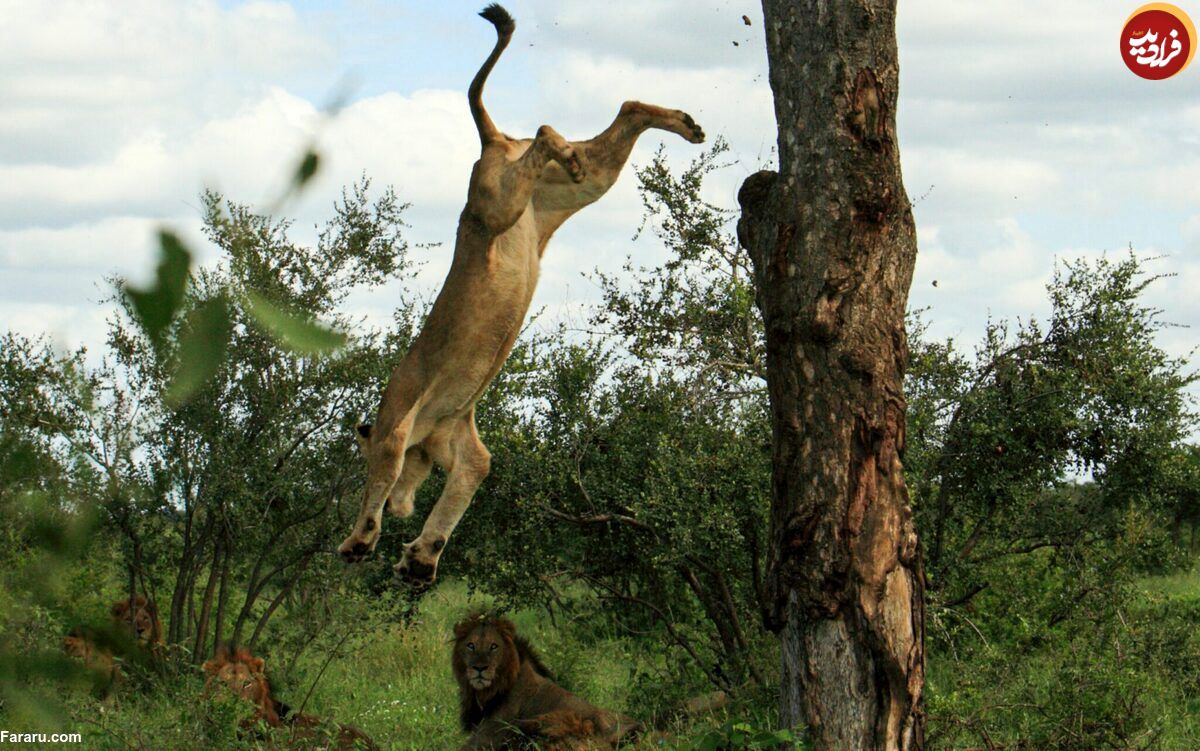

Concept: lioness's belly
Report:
left=410, top=212, right=540, bottom=419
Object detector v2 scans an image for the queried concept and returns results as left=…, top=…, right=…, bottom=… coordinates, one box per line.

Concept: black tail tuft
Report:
left=479, top=3, right=515, bottom=35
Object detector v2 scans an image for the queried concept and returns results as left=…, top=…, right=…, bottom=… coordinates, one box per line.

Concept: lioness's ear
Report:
left=355, top=423, right=372, bottom=449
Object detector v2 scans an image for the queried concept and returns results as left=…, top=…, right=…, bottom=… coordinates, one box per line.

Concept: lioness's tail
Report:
left=470, top=4, right=515, bottom=145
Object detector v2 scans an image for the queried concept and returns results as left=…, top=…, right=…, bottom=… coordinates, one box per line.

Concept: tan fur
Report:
left=204, top=645, right=280, bottom=724
left=110, top=595, right=163, bottom=646
left=338, top=3, right=704, bottom=586
left=203, top=645, right=378, bottom=750
left=63, top=627, right=121, bottom=697
left=452, top=613, right=640, bottom=750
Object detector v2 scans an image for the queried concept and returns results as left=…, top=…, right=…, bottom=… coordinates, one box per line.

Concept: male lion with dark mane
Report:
left=337, top=3, right=704, bottom=586
left=452, top=613, right=640, bottom=750
left=111, top=595, right=163, bottom=646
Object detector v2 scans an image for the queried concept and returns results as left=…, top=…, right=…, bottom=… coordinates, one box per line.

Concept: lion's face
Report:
left=63, top=631, right=95, bottom=662
left=453, top=616, right=517, bottom=694
left=203, top=647, right=275, bottom=720
left=110, top=596, right=161, bottom=645
left=212, top=661, right=269, bottom=704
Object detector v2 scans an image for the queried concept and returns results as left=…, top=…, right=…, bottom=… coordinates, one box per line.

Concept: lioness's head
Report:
left=63, top=627, right=98, bottom=663
left=203, top=645, right=279, bottom=724
left=63, top=626, right=120, bottom=696
left=452, top=613, right=520, bottom=696
left=110, top=596, right=162, bottom=645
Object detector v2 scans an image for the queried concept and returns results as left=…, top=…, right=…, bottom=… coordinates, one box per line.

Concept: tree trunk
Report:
left=737, top=2, right=924, bottom=749
left=168, top=530, right=197, bottom=645
left=191, top=540, right=222, bottom=664
left=248, top=555, right=311, bottom=651
left=169, top=491, right=203, bottom=645
left=212, top=530, right=233, bottom=654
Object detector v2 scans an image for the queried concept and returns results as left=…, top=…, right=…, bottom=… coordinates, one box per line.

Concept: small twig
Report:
left=943, top=582, right=988, bottom=609
left=541, top=506, right=654, bottom=532
left=582, top=573, right=731, bottom=693
left=72, top=713, right=143, bottom=751
left=295, top=625, right=356, bottom=720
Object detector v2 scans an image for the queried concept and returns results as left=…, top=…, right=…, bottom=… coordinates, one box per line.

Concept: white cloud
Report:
left=905, top=148, right=1061, bottom=214
left=0, top=0, right=1196, bottom=397
left=913, top=217, right=1051, bottom=325
left=0, top=216, right=160, bottom=271
left=523, top=0, right=764, bottom=70
left=0, top=0, right=330, bottom=166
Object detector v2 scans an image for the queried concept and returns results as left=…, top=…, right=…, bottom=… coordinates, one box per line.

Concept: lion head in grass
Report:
left=202, top=645, right=379, bottom=750
left=203, top=644, right=280, bottom=725
left=110, top=595, right=162, bottom=646
left=63, top=626, right=120, bottom=696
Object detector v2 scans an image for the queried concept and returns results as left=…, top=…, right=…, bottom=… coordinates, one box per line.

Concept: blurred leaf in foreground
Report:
left=294, top=149, right=320, bottom=189
left=123, top=230, right=192, bottom=346
left=245, top=290, right=346, bottom=354
left=164, top=295, right=233, bottom=408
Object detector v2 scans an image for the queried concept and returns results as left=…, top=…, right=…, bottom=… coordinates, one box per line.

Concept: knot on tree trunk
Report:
left=847, top=68, right=887, bottom=151
left=736, top=170, right=780, bottom=270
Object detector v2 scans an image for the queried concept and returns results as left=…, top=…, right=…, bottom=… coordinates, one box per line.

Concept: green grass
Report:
left=1137, top=560, right=1200, bottom=601
left=295, top=581, right=666, bottom=748
left=31, top=579, right=744, bottom=750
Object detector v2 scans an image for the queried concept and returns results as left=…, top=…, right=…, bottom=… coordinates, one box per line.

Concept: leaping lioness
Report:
left=338, top=3, right=704, bottom=584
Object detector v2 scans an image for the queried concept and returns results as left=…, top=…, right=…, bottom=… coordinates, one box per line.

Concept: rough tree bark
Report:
left=737, top=2, right=924, bottom=750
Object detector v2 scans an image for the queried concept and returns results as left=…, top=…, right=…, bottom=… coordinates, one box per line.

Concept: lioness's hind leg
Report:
left=386, top=446, right=433, bottom=518
left=395, top=411, right=491, bottom=587
left=338, top=427, right=409, bottom=562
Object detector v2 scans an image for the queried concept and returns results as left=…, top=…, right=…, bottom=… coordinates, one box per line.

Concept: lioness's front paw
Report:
left=680, top=112, right=705, bottom=144
left=563, top=149, right=585, bottom=183
left=394, top=537, right=445, bottom=587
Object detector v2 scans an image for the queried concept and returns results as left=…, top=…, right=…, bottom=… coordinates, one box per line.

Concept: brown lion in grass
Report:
left=453, top=613, right=640, bottom=750
left=203, top=645, right=378, bottom=750
left=63, top=626, right=121, bottom=697
left=110, top=595, right=162, bottom=646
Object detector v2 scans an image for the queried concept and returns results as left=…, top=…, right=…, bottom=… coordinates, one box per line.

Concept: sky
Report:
left=1, top=0, right=1198, bottom=384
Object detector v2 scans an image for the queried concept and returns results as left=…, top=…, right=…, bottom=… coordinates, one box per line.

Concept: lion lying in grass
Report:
left=203, top=645, right=378, bottom=750
left=62, top=596, right=163, bottom=697
left=452, top=613, right=640, bottom=750
left=62, top=626, right=121, bottom=698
